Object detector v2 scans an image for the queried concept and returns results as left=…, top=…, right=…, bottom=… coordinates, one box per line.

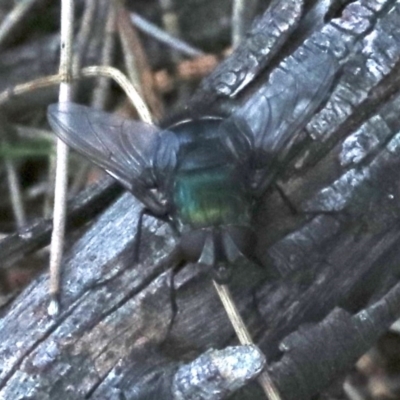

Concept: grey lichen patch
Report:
left=173, top=345, right=265, bottom=400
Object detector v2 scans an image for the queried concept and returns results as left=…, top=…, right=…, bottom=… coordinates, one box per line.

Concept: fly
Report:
left=47, top=47, right=336, bottom=284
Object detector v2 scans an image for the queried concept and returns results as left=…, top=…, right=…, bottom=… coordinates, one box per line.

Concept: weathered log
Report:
left=1, top=0, right=400, bottom=399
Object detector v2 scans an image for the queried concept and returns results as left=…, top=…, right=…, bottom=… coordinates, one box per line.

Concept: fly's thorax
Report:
left=167, top=115, right=253, bottom=229
left=172, top=164, right=251, bottom=229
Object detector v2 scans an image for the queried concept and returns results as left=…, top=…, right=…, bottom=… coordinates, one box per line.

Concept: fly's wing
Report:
left=220, top=47, right=337, bottom=194
left=47, top=103, right=178, bottom=214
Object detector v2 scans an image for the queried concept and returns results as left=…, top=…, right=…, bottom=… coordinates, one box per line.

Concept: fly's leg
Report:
left=134, top=208, right=169, bottom=263
left=274, top=182, right=298, bottom=215
left=166, top=216, right=180, bottom=238
left=150, top=246, right=185, bottom=339
left=165, top=258, right=187, bottom=338
left=135, top=208, right=182, bottom=336
left=133, top=208, right=152, bottom=263
left=134, top=208, right=178, bottom=263
left=166, top=266, right=178, bottom=336
left=118, top=391, right=127, bottom=400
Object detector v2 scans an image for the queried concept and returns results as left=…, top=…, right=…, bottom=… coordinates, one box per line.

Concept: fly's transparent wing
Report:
left=221, top=47, right=337, bottom=194
left=47, top=102, right=178, bottom=214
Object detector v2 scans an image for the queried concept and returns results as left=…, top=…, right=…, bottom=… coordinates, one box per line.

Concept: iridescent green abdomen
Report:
left=173, top=165, right=250, bottom=228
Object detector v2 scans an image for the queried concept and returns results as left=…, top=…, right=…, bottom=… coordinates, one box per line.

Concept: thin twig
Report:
left=213, top=281, right=282, bottom=400
left=158, top=0, right=181, bottom=63
left=0, top=117, right=27, bottom=228
left=69, top=160, right=92, bottom=195
left=158, top=0, right=191, bottom=101
left=43, top=151, right=56, bottom=218
left=14, top=125, right=53, bottom=141
left=83, top=66, right=152, bottom=123
left=5, top=157, right=26, bottom=229
left=131, top=12, right=204, bottom=57
left=73, top=0, right=97, bottom=73
left=232, top=0, right=246, bottom=48
left=0, top=66, right=152, bottom=124
left=48, top=0, right=74, bottom=316
left=0, top=75, right=64, bottom=105
left=43, top=0, right=97, bottom=218
left=92, top=1, right=117, bottom=109
left=0, top=54, right=223, bottom=105
left=67, top=0, right=100, bottom=194
left=343, top=379, right=366, bottom=400
left=117, top=3, right=163, bottom=119
left=0, top=0, right=41, bottom=47
left=116, top=4, right=141, bottom=93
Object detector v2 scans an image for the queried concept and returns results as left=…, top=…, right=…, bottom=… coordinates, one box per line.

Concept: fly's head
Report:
left=177, top=225, right=257, bottom=283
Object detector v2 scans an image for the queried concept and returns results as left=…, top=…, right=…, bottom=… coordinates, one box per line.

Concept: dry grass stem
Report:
left=48, top=0, right=74, bottom=316
left=131, top=12, right=204, bottom=57
left=92, top=2, right=117, bottom=109
left=117, top=4, right=163, bottom=119
left=0, top=0, right=41, bottom=46
left=213, top=281, right=282, bottom=400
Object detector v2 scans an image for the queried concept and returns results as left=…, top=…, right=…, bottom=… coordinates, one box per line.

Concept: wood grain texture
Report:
left=2, top=0, right=400, bottom=399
